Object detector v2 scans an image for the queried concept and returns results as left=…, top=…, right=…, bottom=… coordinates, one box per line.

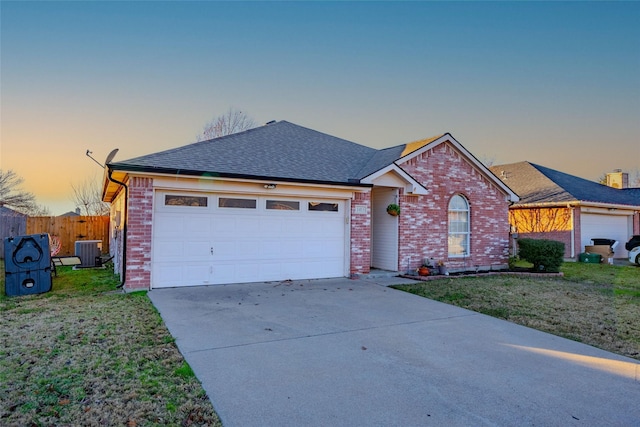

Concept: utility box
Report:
left=4, top=234, right=52, bottom=296
left=74, top=240, right=102, bottom=268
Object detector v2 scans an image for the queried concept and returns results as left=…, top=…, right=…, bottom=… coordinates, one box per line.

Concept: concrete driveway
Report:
left=149, top=277, right=639, bottom=426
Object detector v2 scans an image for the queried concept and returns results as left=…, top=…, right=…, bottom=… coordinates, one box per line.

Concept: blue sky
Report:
left=1, top=1, right=639, bottom=214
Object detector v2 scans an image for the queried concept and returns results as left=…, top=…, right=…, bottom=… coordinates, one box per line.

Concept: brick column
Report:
left=350, top=192, right=371, bottom=277
left=124, top=177, right=153, bottom=291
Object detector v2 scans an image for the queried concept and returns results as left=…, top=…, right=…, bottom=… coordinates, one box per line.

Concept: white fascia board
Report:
left=515, top=201, right=639, bottom=212
left=360, top=164, right=428, bottom=195
left=398, top=133, right=520, bottom=202
left=579, top=203, right=640, bottom=214
left=151, top=174, right=361, bottom=199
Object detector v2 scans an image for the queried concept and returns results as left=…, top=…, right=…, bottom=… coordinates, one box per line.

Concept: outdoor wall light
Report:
left=263, top=184, right=277, bottom=189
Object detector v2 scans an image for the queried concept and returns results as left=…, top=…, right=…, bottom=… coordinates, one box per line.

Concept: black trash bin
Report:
left=3, top=234, right=52, bottom=296
left=591, top=238, right=616, bottom=247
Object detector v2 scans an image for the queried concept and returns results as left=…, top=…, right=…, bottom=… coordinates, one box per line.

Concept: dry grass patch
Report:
left=393, top=262, right=640, bottom=360
left=0, top=262, right=221, bottom=426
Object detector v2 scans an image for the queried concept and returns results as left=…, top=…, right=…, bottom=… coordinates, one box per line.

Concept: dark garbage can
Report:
left=591, top=238, right=616, bottom=247
left=3, top=234, right=52, bottom=296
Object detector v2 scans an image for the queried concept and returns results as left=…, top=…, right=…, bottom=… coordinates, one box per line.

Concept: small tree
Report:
left=71, top=177, right=110, bottom=216
left=196, top=108, right=257, bottom=141
left=0, top=169, right=50, bottom=215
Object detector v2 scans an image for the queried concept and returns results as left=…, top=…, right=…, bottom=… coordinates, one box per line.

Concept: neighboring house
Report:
left=490, top=162, right=640, bottom=259
left=102, top=121, right=518, bottom=291
left=0, top=206, right=27, bottom=258
left=59, top=208, right=81, bottom=217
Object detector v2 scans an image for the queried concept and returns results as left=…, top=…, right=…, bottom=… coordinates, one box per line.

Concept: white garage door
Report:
left=152, top=192, right=347, bottom=288
left=581, top=213, right=632, bottom=258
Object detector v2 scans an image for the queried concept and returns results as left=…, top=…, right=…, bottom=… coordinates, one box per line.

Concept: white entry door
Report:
left=152, top=192, right=347, bottom=288
left=371, top=187, right=398, bottom=271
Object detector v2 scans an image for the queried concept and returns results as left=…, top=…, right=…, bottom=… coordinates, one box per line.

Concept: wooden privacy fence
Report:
left=0, top=215, right=27, bottom=258
left=25, top=216, right=110, bottom=257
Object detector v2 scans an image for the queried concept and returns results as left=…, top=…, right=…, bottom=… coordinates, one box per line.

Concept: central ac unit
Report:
left=74, top=240, right=102, bottom=268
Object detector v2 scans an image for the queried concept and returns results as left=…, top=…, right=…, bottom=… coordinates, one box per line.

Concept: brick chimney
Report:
left=606, top=170, right=628, bottom=189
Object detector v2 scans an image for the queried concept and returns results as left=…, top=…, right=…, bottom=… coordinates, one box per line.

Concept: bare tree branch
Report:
left=71, top=177, right=110, bottom=216
left=0, top=169, right=50, bottom=215
left=197, top=108, right=257, bottom=142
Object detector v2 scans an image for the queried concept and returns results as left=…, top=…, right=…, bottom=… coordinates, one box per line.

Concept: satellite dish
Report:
left=104, top=148, right=119, bottom=165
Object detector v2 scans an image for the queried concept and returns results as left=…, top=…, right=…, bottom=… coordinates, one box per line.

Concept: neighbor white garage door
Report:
left=581, top=213, right=632, bottom=258
left=152, top=191, right=347, bottom=288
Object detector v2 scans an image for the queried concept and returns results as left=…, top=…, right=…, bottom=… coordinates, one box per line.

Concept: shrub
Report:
left=517, top=238, right=564, bottom=273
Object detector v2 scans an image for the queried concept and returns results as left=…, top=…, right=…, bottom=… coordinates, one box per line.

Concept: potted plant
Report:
left=418, top=265, right=429, bottom=276
left=386, top=203, right=400, bottom=217
left=437, top=260, right=448, bottom=275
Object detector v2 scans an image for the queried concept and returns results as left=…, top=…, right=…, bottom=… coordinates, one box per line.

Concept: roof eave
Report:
left=360, top=164, right=428, bottom=195
left=398, top=133, right=520, bottom=202
left=513, top=200, right=640, bottom=210
left=104, top=164, right=372, bottom=198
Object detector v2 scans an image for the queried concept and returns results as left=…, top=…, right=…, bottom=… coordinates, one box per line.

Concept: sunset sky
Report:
left=1, top=1, right=639, bottom=215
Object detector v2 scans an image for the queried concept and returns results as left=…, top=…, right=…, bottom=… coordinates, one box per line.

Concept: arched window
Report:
left=448, top=195, right=470, bottom=256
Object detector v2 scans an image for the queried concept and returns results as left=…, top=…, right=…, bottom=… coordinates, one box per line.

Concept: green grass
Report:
left=0, top=260, right=221, bottom=426
left=393, top=262, right=640, bottom=360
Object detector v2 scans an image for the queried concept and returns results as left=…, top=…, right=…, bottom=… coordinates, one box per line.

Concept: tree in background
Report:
left=631, top=168, right=640, bottom=188
left=71, top=177, right=110, bottom=216
left=0, top=169, right=50, bottom=216
left=196, top=107, right=257, bottom=141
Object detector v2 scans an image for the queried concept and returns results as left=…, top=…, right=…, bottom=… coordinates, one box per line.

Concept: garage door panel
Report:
left=154, top=241, right=185, bottom=261
left=185, top=216, right=211, bottom=234
left=278, top=240, right=304, bottom=258
left=155, top=263, right=211, bottom=287
left=260, top=217, right=285, bottom=236
left=153, top=192, right=347, bottom=288
left=155, top=214, right=185, bottom=235
left=304, top=238, right=344, bottom=257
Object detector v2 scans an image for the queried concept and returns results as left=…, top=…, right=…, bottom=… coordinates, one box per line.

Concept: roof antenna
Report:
left=86, top=150, right=104, bottom=168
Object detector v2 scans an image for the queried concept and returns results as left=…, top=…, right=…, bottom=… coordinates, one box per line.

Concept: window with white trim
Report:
left=448, top=195, right=470, bottom=256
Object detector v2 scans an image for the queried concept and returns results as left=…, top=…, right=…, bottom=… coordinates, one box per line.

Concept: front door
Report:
left=371, top=187, right=399, bottom=271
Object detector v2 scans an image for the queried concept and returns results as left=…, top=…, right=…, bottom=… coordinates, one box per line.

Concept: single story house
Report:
left=490, top=162, right=640, bottom=259
left=102, top=121, right=518, bottom=291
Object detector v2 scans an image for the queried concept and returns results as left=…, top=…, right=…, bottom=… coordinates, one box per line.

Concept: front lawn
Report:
left=0, top=260, right=221, bottom=426
left=393, top=262, right=640, bottom=360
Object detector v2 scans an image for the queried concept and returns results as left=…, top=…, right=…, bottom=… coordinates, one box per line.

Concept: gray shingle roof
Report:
left=356, top=145, right=407, bottom=178
left=490, top=162, right=640, bottom=207
left=0, top=206, right=27, bottom=217
left=112, top=121, right=378, bottom=184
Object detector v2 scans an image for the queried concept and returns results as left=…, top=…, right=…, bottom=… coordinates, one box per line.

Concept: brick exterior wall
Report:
left=395, top=142, right=511, bottom=272
left=124, top=177, right=153, bottom=291
left=350, top=191, right=371, bottom=276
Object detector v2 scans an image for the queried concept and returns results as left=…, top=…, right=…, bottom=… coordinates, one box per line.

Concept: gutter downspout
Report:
left=569, top=205, right=576, bottom=258
left=107, top=168, right=128, bottom=289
